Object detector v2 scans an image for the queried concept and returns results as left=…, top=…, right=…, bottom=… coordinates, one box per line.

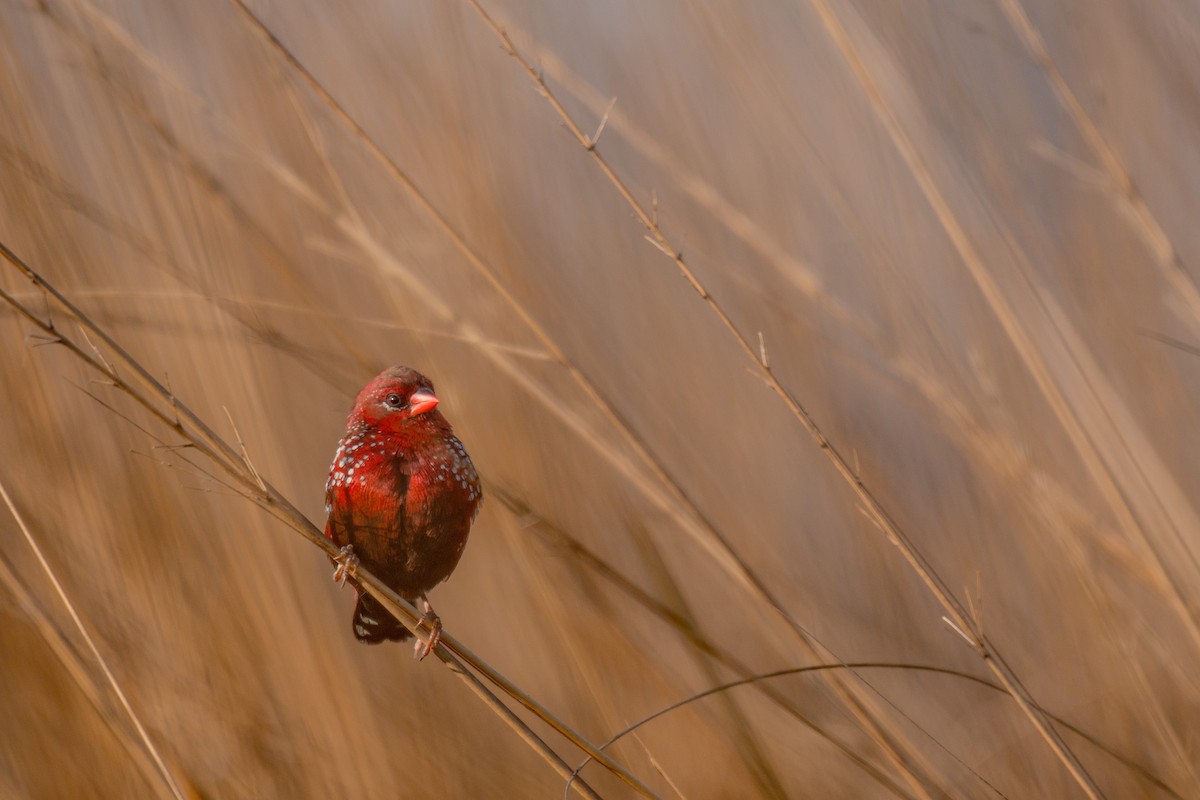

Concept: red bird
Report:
left=324, top=366, right=481, bottom=659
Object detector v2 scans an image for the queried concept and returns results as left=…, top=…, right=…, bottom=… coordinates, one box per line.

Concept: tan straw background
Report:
left=2, top=1, right=1199, bottom=797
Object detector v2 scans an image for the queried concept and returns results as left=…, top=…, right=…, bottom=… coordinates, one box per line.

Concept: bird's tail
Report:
left=352, top=591, right=413, bottom=644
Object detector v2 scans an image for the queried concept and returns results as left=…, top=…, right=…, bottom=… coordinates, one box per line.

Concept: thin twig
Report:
left=223, top=405, right=267, bottom=492
left=78, top=323, right=116, bottom=375
left=588, top=96, right=617, bottom=150
left=70, top=378, right=258, bottom=504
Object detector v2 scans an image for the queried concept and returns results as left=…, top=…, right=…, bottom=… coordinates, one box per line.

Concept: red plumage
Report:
left=323, top=365, right=481, bottom=658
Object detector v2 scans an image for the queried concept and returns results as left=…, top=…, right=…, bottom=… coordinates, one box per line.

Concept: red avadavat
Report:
left=324, top=366, right=481, bottom=659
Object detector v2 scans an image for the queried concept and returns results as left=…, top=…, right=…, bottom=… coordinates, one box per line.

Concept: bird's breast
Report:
left=325, top=428, right=408, bottom=514
left=406, top=436, right=481, bottom=521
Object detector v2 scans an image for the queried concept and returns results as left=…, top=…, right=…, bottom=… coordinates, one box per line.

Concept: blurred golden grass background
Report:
left=2, top=0, right=1199, bottom=796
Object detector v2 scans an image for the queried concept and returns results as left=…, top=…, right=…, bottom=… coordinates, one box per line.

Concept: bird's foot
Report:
left=413, top=595, right=442, bottom=661
left=332, top=545, right=359, bottom=587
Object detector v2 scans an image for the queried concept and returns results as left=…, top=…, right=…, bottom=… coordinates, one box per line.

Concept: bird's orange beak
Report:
left=409, top=389, right=439, bottom=416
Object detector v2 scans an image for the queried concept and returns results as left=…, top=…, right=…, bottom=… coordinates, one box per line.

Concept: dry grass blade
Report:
left=0, top=478, right=187, bottom=800
left=0, top=241, right=655, bottom=800
left=461, top=1, right=1105, bottom=797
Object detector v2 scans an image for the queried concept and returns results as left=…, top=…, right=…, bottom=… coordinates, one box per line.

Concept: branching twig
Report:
left=223, top=406, right=267, bottom=492
left=588, top=96, right=617, bottom=150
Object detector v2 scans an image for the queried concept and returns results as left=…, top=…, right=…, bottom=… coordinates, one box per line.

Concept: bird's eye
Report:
left=385, top=393, right=405, bottom=409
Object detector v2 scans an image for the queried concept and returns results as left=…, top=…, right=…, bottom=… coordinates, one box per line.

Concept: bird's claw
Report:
left=332, top=544, right=359, bottom=587
left=413, top=599, right=442, bottom=661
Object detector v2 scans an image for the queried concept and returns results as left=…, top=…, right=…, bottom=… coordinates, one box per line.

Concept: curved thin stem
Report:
left=570, top=663, right=1183, bottom=800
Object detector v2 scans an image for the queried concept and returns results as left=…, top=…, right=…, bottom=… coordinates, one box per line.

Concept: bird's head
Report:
left=349, top=365, right=445, bottom=434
